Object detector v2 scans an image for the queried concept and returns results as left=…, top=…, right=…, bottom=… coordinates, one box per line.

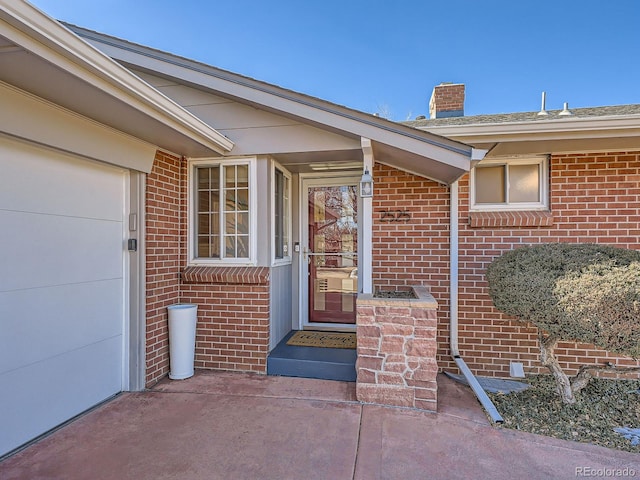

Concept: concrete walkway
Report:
left=1, top=372, right=638, bottom=480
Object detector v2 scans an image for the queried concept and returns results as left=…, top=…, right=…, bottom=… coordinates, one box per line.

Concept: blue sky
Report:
left=30, top=0, right=640, bottom=120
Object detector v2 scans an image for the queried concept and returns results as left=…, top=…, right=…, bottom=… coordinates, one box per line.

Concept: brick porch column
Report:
left=355, top=286, right=438, bottom=411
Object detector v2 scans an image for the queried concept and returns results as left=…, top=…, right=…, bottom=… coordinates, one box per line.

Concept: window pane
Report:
left=225, top=189, right=237, bottom=210
left=475, top=166, right=505, bottom=204
left=283, top=176, right=290, bottom=255
left=225, top=213, right=236, bottom=234
left=225, top=236, right=236, bottom=257
left=198, top=214, right=210, bottom=235
left=237, top=236, right=249, bottom=258
left=225, top=165, right=236, bottom=188
left=237, top=165, right=249, bottom=188
left=198, top=236, right=210, bottom=257
left=213, top=214, right=220, bottom=234
left=211, top=193, right=219, bottom=213
left=509, top=164, right=540, bottom=203
left=275, top=169, right=284, bottom=259
left=211, top=167, right=220, bottom=189
left=209, top=236, right=220, bottom=258
left=237, top=212, right=249, bottom=235
left=237, top=189, right=249, bottom=211
left=197, top=168, right=209, bottom=190
left=198, top=191, right=210, bottom=212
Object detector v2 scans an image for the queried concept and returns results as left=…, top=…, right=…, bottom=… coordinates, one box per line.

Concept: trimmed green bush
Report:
left=555, top=261, right=640, bottom=358
left=486, top=243, right=640, bottom=403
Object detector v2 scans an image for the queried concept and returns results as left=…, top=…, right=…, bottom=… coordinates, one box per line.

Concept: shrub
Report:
left=486, top=243, right=640, bottom=403
left=555, top=261, right=640, bottom=358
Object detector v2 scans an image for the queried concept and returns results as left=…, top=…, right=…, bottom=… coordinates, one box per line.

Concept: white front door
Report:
left=300, top=176, right=359, bottom=330
left=0, top=137, right=128, bottom=456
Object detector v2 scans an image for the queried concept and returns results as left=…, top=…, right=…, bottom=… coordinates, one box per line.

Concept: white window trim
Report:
left=271, top=161, right=292, bottom=266
left=470, top=155, right=549, bottom=212
left=187, top=156, right=257, bottom=266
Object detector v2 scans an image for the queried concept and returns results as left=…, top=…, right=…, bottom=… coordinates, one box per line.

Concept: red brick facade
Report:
left=145, top=151, right=183, bottom=386
left=181, top=279, right=270, bottom=373
left=373, top=152, right=640, bottom=378
left=145, top=149, right=640, bottom=387
left=145, top=152, right=270, bottom=387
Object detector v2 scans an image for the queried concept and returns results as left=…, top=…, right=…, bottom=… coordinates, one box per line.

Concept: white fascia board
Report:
left=1, top=80, right=158, bottom=173
left=471, top=148, right=488, bottom=161
left=423, top=115, right=640, bottom=143
left=0, top=0, right=233, bottom=154
left=79, top=31, right=473, bottom=167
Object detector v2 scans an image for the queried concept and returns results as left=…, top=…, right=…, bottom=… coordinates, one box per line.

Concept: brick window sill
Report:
left=468, top=210, right=554, bottom=228
left=181, top=266, right=270, bottom=285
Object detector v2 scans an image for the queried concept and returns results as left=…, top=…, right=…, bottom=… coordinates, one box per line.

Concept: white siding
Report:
left=270, top=264, right=293, bottom=350
left=131, top=70, right=361, bottom=156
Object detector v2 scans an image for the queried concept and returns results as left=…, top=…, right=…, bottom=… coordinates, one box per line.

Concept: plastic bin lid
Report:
left=167, top=304, right=197, bottom=310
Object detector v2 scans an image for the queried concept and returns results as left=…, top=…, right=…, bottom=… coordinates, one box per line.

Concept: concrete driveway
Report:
left=1, top=372, right=638, bottom=480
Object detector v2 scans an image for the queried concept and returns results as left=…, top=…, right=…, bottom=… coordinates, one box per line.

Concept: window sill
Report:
left=181, top=266, right=270, bottom=285
left=468, top=210, right=554, bottom=228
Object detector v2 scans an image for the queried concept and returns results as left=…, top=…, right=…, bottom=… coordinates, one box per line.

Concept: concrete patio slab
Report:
left=355, top=405, right=639, bottom=480
left=153, top=370, right=358, bottom=402
left=1, top=372, right=639, bottom=480
left=1, top=388, right=361, bottom=480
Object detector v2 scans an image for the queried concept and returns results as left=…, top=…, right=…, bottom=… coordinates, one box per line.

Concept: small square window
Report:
left=471, top=156, right=548, bottom=211
left=189, top=158, right=255, bottom=265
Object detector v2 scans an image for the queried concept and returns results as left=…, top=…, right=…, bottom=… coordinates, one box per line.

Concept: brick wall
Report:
left=372, top=152, right=640, bottom=378
left=144, top=150, right=640, bottom=385
left=145, top=151, right=184, bottom=386
left=144, top=152, right=271, bottom=387
left=181, top=268, right=270, bottom=373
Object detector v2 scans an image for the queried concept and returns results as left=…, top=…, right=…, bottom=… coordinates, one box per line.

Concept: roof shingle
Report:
left=404, top=104, right=640, bottom=128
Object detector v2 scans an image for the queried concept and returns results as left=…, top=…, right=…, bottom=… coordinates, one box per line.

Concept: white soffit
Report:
left=0, top=0, right=233, bottom=159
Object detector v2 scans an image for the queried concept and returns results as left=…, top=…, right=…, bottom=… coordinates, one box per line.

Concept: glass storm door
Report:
left=306, top=183, right=358, bottom=324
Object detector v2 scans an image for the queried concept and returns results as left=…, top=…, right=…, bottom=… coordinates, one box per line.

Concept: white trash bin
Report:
left=167, top=304, right=198, bottom=380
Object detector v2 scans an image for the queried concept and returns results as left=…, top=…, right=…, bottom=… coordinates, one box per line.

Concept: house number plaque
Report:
left=379, top=210, right=411, bottom=222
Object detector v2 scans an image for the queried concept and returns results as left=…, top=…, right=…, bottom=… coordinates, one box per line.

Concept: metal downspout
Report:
left=449, top=180, right=504, bottom=424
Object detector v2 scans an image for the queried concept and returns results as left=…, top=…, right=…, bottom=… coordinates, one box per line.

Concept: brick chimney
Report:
left=429, top=83, right=465, bottom=119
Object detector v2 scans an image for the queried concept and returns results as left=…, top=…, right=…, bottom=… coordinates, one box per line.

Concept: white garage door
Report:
left=0, top=137, right=127, bottom=457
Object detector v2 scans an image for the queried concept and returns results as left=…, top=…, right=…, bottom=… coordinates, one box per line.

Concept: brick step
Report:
left=267, top=331, right=356, bottom=382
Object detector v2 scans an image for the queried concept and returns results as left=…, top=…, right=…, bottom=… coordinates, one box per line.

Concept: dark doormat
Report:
left=286, top=331, right=356, bottom=349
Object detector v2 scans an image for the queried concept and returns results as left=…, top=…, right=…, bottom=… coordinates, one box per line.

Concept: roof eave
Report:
left=0, top=1, right=233, bottom=155
left=68, top=23, right=475, bottom=179
left=419, top=115, right=640, bottom=144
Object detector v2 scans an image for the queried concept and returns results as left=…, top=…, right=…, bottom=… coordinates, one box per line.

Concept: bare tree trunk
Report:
left=571, top=366, right=595, bottom=394
left=571, top=364, right=640, bottom=394
left=538, top=332, right=576, bottom=404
